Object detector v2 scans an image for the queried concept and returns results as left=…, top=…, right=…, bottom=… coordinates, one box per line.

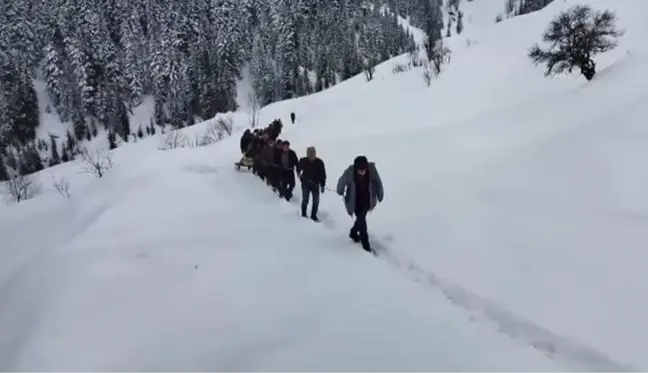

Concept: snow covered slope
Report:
left=254, top=0, right=648, bottom=369
left=2, top=0, right=647, bottom=370
left=0, top=139, right=562, bottom=370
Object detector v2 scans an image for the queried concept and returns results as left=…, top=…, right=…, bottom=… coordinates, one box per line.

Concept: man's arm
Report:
left=371, top=163, right=384, bottom=202
left=336, top=167, right=348, bottom=196
left=319, top=159, right=327, bottom=187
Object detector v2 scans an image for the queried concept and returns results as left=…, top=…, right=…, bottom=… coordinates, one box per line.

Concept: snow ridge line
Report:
left=234, top=172, right=636, bottom=371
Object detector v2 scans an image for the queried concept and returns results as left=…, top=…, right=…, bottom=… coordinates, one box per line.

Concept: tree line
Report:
left=2, top=0, right=620, bottom=184
left=0, top=0, right=437, bottom=180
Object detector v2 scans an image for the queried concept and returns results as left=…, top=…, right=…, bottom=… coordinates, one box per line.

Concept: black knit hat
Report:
left=354, top=155, right=368, bottom=169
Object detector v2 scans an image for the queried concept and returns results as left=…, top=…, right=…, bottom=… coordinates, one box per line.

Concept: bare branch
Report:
left=528, top=5, right=623, bottom=81
left=201, top=121, right=224, bottom=146
left=159, top=131, right=188, bottom=150
left=51, top=174, right=71, bottom=199
left=422, top=60, right=433, bottom=86
left=429, top=41, right=451, bottom=76
left=3, top=170, right=41, bottom=203
left=216, top=116, right=233, bottom=137
left=248, top=92, right=261, bottom=129
left=364, top=58, right=377, bottom=81
left=79, top=148, right=113, bottom=178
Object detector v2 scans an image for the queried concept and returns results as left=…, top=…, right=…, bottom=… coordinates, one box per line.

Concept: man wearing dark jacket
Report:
left=253, top=132, right=269, bottom=178
left=336, top=155, right=384, bottom=253
left=275, top=140, right=298, bottom=201
left=269, top=119, right=283, bottom=141
left=240, top=129, right=252, bottom=154
left=297, top=146, right=326, bottom=221
left=269, top=139, right=284, bottom=192
left=258, top=138, right=275, bottom=184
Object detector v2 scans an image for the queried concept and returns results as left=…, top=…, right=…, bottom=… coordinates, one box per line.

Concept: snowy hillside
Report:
left=2, top=0, right=648, bottom=370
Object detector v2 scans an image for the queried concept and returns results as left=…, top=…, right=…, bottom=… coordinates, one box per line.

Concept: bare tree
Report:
left=79, top=148, right=113, bottom=178
left=528, top=5, right=623, bottom=81
left=51, top=174, right=71, bottom=199
left=248, top=92, right=261, bottom=128
left=202, top=121, right=225, bottom=145
left=422, top=60, right=434, bottom=86
left=429, top=41, right=451, bottom=76
left=4, top=171, right=41, bottom=203
left=392, top=63, right=410, bottom=74
left=364, top=58, right=377, bottom=81
left=505, top=0, right=516, bottom=15
left=408, top=46, right=422, bottom=67
left=216, top=116, right=233, bottom=137
left=159, top=130, right=188, bottom=150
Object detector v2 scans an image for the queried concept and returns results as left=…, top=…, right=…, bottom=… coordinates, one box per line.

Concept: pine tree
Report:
left=149, top=118, right=157, bottom=135
left=359, top=10, right=384, bottom=81
left=49, top=134, right=61, bottom=166
left=18, top=144, right=44, bottom=176
left=61, top=148, right=70, bottom=163
left=90, top=119, right=99, bottom=137
left=0, top=0, right=421, bottom=166
left=65, top=130, right=77, bottom=156
left=519, top=0, right=555, bottom=15
left=0, top=152, right=8, bottom=181
left=456, top=10, right=464, bottom=34
left=71, top=110, right=87, bottom=141
left=107, top=131, right=117, bottom=149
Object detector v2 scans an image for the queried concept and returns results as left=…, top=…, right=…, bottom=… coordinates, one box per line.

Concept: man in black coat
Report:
left=268, top=139, right=284, bottom=192
left=297, top=146, right=326, bottom=221
left=252, top=132, right=269, bottom=179
left=268, top=119, right=283, bottom=141
left=275, top=140, right=298, bottom=201
left=240, top=129, right=252, bottom=154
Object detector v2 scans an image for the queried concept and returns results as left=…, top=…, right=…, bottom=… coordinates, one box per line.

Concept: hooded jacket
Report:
left=336, top=162, right=384, bottom=216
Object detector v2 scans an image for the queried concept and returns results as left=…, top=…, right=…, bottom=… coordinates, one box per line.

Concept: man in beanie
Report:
left=297, top=146, right=326, bottom=221
left=336, top=155, right=384, bottom=253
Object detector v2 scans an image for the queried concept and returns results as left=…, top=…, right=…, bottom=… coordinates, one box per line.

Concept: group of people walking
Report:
left=239, top=123, right=384, bottom=254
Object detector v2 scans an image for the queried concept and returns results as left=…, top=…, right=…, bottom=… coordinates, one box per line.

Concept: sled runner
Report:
left=234, top=156, right=255, bottom=171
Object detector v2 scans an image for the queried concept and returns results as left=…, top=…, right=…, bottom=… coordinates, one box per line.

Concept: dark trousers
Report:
left=257, top=162, right=268, bottom=180
left=351, top=208, right=371, bottom=252
left=252, top=158, right=260, bottom=176
left=278, top=172, right=295, bottom=200
left=301, top=182, right=320, bottom=217
left=267, top=166, right=278, bottom=187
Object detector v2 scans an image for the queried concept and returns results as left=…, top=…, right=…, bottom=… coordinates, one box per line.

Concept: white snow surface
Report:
left=2, top=0, right=648, bottom=370
left=0, top=144, right=563, bottom=371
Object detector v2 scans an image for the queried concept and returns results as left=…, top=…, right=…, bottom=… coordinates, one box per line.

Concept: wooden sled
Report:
left=234, top=156, right=254, bottom=171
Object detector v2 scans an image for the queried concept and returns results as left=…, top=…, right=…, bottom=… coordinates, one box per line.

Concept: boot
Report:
left=310, top=213, right=319, bottom=222
left=360, top=233, right=372, bottom=253
left=349, top=229, right=360, bottom=243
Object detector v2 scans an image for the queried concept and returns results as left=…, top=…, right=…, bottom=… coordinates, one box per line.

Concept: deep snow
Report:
left=1, top=144, right=567, bottom=371
left=2, top=0, right=648, bottom=370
